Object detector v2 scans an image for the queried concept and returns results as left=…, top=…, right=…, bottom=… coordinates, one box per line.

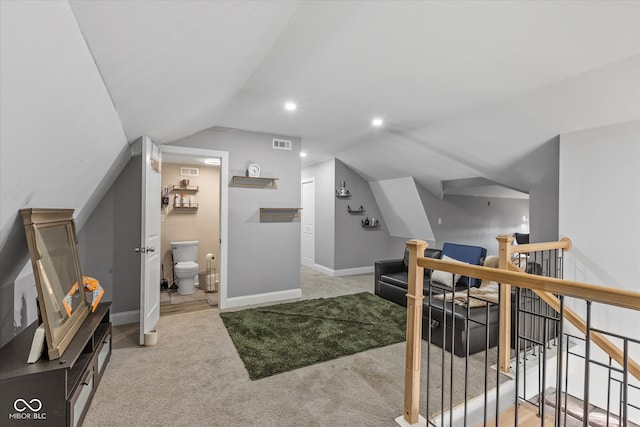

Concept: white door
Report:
left=301, top=179, right=315, bottom=267
left=138, top=136, right=161, bottom=345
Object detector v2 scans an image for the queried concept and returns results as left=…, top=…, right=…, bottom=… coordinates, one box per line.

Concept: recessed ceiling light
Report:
left=284, top=101, right=297, bottom=112
left=204, top=158, right=220, bottom=165
left=300, top=152, right=307, bottom=158
left=371, top=117, right=384, bottom=127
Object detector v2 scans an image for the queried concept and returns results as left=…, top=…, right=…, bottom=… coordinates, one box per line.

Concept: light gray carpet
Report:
left=82, top=267, right=502, bottom=427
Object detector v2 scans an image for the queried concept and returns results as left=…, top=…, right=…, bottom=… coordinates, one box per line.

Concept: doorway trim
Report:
left=160, top=145, right=229, bottom=309
left=301, top=177, right=315, bottom=268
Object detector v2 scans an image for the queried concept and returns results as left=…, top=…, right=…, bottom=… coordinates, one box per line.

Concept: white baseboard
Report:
left=110, top=309, right=139, bottom=326
left=310, top=264, right=335, bottom=276
left=224, top=288, right=302, bottom=309
left=311, top=264, right=374, bottom=277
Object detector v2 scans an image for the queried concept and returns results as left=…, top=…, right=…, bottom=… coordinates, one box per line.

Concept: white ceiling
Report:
left=69, top=0, right=640, bottom=195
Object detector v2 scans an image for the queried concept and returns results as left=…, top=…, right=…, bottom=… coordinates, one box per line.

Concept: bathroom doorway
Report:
left=157, top=146, right=229, bottom=314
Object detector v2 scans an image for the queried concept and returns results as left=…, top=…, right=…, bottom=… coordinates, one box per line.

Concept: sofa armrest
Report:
left=375, top=259, right=404, bottom=278
left=374, top=259, right=404, bottom=294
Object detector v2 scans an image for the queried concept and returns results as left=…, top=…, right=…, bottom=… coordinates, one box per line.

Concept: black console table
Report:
left=0, top=302, right=112, bottom=427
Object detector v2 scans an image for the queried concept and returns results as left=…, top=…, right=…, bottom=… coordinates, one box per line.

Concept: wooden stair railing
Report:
left=495, top=235, right=574, bottom=372
left=403, top=240, right=427, bottom=425
left=506, top=261, right=640, bottom=385
left=501, top=235, right=640, bottom=385
left=403, top=238, right=640, bottom=425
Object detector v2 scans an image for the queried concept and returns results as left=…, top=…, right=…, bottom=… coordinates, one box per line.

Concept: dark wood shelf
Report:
left=171, top=185, right=199, bottom=191
left=174, top=204, right=198, bottom=211
left=0, top=302, right=112, bottom=427
left=361, top=220, right=381, bottom=228
left=232, top=176, right=278, bottom=188
left=260, top=208, right=302, bottom=220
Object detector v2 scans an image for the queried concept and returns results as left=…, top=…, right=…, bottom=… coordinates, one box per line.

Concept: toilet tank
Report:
left=170, top=240, right=199, bottom=263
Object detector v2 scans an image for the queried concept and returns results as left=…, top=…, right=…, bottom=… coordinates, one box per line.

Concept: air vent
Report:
left=272, top=138, right=292, bottom=150
left=180, top=167, right=199, bottom=177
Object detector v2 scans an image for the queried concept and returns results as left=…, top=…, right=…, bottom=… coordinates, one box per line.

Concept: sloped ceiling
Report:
left=69, top=1, right=300, bottom=144
left=68, top=0, right=640, bottom=197
left=0, top=1, right=128, bottom=253
left=2, top=1, right=638, bottom=248
left=370, top=177, right=435, bottom=241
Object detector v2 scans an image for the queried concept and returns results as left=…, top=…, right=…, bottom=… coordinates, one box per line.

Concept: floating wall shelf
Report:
left=232, top=176, right=278, bottom=188
left=336, top=181, right=350, bottom=197
left=260, top=208, right=302, bottom=221
left=174, top=204, right=198, bottom=212
left=361, top=219, right=381, bottom=228
left=347, top=205, right=365, bottom=214
left=172, top=185, right=199, bottom=191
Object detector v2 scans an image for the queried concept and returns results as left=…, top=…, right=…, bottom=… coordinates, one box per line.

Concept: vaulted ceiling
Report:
left=68, top=1, right=640, bottom=195
left=50, top=1, right=640, bottom=195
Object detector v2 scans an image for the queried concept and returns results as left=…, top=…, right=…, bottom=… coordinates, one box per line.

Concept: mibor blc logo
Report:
left=8, top=398, right=46, bottom=421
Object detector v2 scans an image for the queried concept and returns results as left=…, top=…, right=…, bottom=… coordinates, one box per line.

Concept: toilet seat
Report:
left=174, top=261, right=198, bottom=271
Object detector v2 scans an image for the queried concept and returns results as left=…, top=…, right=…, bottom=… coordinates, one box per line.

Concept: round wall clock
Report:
left=247, top=163, right=261, bottom=177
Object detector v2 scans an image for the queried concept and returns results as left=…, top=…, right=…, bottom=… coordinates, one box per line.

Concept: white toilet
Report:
left=170, top=240, right=199, bottom=295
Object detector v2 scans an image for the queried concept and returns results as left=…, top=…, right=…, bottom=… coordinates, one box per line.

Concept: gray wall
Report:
left=302, top=160, right=335, bottom=269
left=78, top=155, right=141, bottom=314
left=0, top=1, right=130, bottom=347
left=558, top=120, right=640, bottom=413
left=417, top=184, right=529, bottom=255
left=302, top=158, right=400, bottom=271
left=169, top=128, right=301, bottom=298
left=334, top=159, right=397, bottom=269
left=0, top=216, right=31, bottom=347
left=559, top=120, right=640, bottom=314
left=526, top=137, right=559, bottom=243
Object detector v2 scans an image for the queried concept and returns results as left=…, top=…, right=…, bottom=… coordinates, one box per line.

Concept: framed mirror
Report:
left=20, top=208, right=89, bottom=360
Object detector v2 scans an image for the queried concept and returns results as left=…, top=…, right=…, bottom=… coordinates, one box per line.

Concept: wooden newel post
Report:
left=497, top=234, right=514, bottom=373
left=404, top=239, right=427, bottom=424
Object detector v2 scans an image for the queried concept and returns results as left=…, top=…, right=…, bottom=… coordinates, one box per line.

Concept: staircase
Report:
left=400, top=236, right=640, bottom=426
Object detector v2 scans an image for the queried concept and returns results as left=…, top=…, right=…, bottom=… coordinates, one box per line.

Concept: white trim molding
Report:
left=311, top=264, right=374, bottom=277
left=223, top=288, right=302, bottom=310
left=110, top=309, right=140, bottom=326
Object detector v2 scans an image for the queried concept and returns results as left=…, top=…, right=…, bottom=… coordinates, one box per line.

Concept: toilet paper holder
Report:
left=205, top=253, right=218, bottom=293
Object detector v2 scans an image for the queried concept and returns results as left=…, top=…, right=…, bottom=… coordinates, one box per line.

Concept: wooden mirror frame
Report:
left=20, top=208, right=90, bottom=360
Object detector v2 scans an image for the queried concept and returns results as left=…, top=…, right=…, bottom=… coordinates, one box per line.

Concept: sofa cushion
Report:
left=380, top=272, right=432, bottom=292
left=441, top=242, right=487, bottom=288
left=380, top=272, right=410, bottom=290
left=431, top=255, right=463, bottom=288
left=426, top=293, right=500, bottom=331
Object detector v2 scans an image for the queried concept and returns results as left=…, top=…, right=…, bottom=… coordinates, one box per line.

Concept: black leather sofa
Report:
left=374, top=247, right=443, bottom=307
left=375, top=245, right=554, bottom=357
left=375, top=244, right=498, bottom=357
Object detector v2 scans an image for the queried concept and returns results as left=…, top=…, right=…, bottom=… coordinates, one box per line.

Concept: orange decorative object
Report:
left=82, top=276, right=104, bottom=312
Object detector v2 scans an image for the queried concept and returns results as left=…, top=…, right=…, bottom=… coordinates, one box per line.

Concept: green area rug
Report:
left=220, top=292, right=406, bottom=380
